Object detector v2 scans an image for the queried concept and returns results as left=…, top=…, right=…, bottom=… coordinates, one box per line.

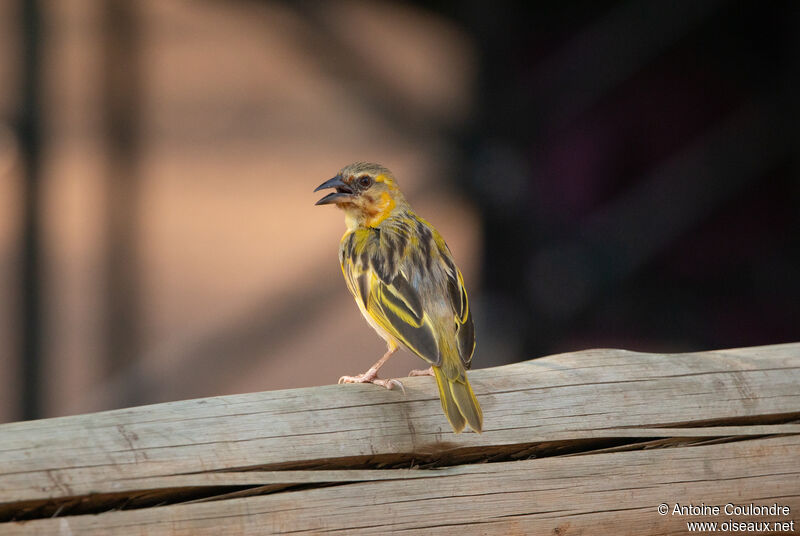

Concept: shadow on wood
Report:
left=1, top=343, right=798, bottom=534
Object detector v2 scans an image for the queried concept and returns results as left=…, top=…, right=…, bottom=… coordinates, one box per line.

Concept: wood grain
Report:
left=1, top=343, right=798, bottom=534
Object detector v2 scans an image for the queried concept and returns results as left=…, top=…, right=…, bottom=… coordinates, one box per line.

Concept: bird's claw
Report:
left=375, top=378, right=406, bottom=393
left=408, top=367, right=434, bottom=377
left=338, top=369, right=375, bottom=385
left=338, top=371, right=405, bottom=393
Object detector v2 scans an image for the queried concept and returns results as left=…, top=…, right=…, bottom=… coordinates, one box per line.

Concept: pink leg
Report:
left=408, top=366, right=434, bottom=377
left=339, top=344, right=404, bottom=392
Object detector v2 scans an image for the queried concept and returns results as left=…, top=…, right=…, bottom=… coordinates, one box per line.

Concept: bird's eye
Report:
left=358, top=175, right=373, bottom=188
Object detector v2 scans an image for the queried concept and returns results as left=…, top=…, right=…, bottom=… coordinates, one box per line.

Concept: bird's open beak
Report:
left=314, top=176, right=354, bottom=205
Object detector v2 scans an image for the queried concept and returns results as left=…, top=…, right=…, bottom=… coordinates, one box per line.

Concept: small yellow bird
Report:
left=314, top=162, right=482, bottom=433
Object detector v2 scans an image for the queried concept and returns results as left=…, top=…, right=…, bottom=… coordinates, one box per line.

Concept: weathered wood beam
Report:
left=1, top=343, right=798, bottom=534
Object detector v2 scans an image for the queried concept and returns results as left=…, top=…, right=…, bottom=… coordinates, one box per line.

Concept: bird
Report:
left=314, top=162, right=482, bottom=433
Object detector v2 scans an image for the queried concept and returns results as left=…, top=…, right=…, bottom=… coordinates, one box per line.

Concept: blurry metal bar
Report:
left=19, top=0, right=44, bottom=420
left=101, top=0, right=142, bottom=405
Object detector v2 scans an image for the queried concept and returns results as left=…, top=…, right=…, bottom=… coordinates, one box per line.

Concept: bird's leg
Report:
left=338, top=344, right=404, bottom=392
left=408, top=366, right=434, bottom=377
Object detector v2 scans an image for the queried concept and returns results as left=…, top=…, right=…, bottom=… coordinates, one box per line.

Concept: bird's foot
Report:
left=408, top=367, right=434, bottom=377
left=338, top=368, right=405, bottom=393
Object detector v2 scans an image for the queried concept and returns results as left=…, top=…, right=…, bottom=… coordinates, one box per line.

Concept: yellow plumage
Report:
left=315, top=162, right=482, bottom=433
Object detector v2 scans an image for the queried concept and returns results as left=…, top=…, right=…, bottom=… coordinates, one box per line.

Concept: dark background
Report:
left=2, top=0, right=798, bottom=422
left=453, top=1, right=799, bottom=360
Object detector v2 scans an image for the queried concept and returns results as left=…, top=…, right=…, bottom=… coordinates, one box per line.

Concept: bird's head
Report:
left=314, top=162, right=407, bottom=228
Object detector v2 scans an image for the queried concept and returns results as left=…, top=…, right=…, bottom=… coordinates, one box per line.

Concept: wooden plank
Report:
left=0, top=343, right=798, bottom=533
left=1, top=424, right=800, bottom=502
left=5, top=435, right=799, bottom=535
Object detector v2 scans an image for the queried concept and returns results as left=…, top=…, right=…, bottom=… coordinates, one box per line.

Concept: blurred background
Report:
left=1, top=0, right=798, bottom=422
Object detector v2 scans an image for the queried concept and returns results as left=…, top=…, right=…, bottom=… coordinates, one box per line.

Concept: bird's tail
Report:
left=433, top=361, right=483, bottom=433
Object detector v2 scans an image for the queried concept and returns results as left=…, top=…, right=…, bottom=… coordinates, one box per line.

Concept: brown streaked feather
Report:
left=339, top=212, right=474, bottom=370
left=340, top=223, right=442, bottom=366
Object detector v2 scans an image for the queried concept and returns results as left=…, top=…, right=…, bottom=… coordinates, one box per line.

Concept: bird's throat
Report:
left=343, top=192, right=397, bottom=230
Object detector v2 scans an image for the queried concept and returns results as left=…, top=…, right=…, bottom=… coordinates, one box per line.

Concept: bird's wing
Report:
left=341, top=228, right=441, bottom=366
left=446, top=262, right=476, bottom=369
